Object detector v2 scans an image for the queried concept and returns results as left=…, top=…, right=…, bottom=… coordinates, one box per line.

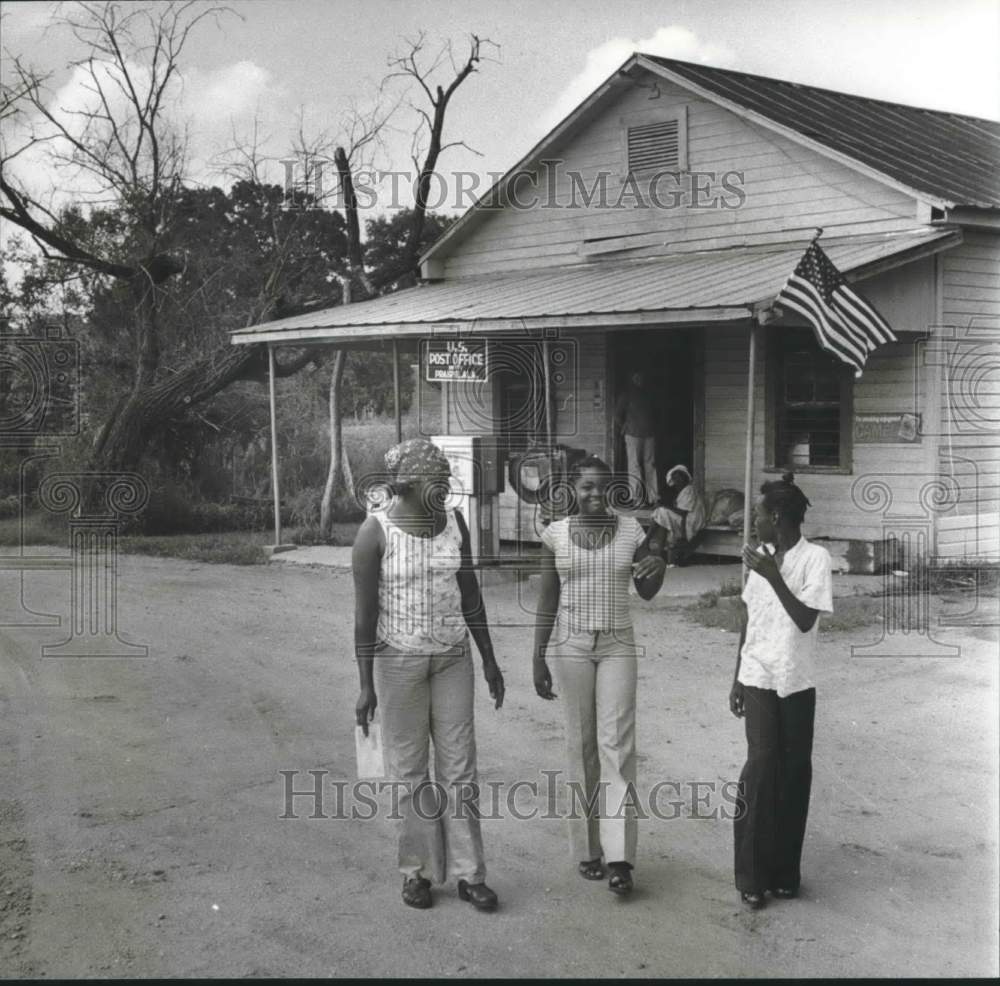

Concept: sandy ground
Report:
left=1, top=554, right=998, bottom=978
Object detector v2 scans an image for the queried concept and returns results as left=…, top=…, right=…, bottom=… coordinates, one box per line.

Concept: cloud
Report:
left=2, top=56, right=281, bottom=208
left=535, top=26, right=736, bottom=140
left=182, top=61, right=277, bottom=124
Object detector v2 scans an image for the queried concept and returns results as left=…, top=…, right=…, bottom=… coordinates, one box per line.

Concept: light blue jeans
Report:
left=374, top=638, right=486, bottom=885
left=549, top=625, right=638, bottom=866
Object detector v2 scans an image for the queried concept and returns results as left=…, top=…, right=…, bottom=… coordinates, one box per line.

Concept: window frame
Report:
left=764, top=325, right=854, bottom=475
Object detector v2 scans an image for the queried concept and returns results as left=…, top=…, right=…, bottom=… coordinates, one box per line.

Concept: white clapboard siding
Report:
left=935, top=512, right=1000, bottom=561
left=702, top=282, right=936, bottom=542
left=443, top=76, right=920, bottom=278
left=938, top=230, right=1000, bottom=558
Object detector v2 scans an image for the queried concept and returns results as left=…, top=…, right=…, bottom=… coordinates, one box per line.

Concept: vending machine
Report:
left=432, top=434, right=503, bottom=563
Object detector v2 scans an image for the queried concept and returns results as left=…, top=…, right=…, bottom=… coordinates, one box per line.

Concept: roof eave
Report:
left=230, top=305, right=751, bottom=346
left=633, top=55, right=955, bottom=212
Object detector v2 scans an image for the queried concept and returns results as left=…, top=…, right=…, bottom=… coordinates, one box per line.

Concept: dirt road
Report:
left=1, top=555, right=997, bottom=977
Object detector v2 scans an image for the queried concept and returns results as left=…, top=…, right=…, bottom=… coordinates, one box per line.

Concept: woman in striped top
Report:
left=353, top=439, right=505, bottom=913
left=533, top=454, right=667, bottom=896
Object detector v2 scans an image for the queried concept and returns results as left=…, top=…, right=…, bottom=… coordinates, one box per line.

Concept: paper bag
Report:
left=355, top=722, right=386, bottom=779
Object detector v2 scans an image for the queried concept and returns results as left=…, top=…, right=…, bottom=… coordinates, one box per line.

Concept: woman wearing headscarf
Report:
left=532, top=454, right=667, bottom=897
left=649, top=464, right=707, bottom=566
left=352, top=438, right=505, bottom=912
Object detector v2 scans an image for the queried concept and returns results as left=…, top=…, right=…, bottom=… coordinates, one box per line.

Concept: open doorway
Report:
left=611, top=329, right=695, bottom=504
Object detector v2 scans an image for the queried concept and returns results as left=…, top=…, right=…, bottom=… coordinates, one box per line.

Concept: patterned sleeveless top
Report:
left=373, top=506, right=467, bottom=653
left=541, top=514, right=646, bottom=632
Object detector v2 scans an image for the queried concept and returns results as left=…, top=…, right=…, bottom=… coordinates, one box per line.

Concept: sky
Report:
left=2, top=0, right=999, bottom=219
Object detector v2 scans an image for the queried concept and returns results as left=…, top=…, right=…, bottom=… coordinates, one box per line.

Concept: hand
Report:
left=632, top=554, right=667, bottom=581
left=355, top=686, right=377, bottom=736
left=742, top=544, right=780, bottom=584
left=482, top=657, right=505, bottom=709
left=729, top=680, right=745, bottom=718
left=533, top=657, right=556, bottom=700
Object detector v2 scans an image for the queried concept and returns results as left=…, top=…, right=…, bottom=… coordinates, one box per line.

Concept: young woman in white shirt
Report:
left=533, top=454, right=667, bottom=896
left=729, top=472, right=833, bottom=910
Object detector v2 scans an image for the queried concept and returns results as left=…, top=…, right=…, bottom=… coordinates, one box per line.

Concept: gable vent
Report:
left=627, top=119, right=679, bottom=173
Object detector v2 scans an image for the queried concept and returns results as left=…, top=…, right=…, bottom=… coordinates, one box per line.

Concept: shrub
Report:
left=0, top=495, right=21, bottom=520
left=288, top=486, right=323, bottom=528
left=120, top=482, right=197, bottom=536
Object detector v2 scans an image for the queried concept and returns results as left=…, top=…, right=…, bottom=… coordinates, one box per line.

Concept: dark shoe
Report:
left=457, top=879, right=498, bottom=912
left=402, top=876, right=432, bottom=909
left=578, top=858, right=606, bottom=881
left=770, top=886, right=798, bottom=899
left=740, top=891, right=765, bottom=910
left=608, top=862, right=633, bottom=896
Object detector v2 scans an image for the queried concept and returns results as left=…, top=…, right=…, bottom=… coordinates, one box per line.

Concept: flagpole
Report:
left=742, top=316, right=760, bottom=583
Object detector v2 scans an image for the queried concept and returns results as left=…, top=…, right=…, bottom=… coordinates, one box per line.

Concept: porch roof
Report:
left=230, top=228, right=960, bottom=345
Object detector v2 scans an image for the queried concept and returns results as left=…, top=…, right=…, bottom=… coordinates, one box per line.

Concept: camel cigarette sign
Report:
left=425, top=339, right=489, bottom=382
left=854, top=412, right=921, bottom=444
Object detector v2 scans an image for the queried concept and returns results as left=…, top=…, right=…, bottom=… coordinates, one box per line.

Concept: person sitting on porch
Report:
left=352, top=438, right=505, bottom=913
left=532, top=454, right=667, bottom=897
left=614, top=371, right=657, bottom=506
left=649, top=464, right=707, bottom=566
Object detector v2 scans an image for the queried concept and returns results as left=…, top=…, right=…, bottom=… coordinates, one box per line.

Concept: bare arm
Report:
left=632, top=538, right=667, bottom=600
left=729, top=600, right=748, bottom=717
left=532, top=545, right=560, bottom=700
left=645, top=521, right=669, bottom=556
left=454, top=510, right=504, bottom=709
left=351, top=516, right=383, bottom=734
left=741, top=546, right=818, bottom=633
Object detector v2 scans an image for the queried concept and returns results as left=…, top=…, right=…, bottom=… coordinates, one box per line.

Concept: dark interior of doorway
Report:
left=612, top=329, right=694, bottom=504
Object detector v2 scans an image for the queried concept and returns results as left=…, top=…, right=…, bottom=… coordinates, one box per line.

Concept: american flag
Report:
left=774, top=241, right=896, bottom=377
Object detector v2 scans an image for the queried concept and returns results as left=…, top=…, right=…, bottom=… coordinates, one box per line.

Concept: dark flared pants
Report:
left=733, top=685, right=816, bottom=894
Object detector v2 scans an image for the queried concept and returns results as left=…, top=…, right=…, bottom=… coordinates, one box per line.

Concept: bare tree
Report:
left=315, top=33, right=496, bottom=537
left=380, top=32, right=496, bottom=289
left=0, top=1, right=315, bottom=476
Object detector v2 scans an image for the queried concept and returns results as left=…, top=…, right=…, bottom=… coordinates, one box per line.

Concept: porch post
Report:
left=542, top=339, right=553, bottom=447
left=742, top=318, right=760, bottom=582
left=392, top=339, right=402, bottom=443
left=267, top=343, right=283, bottom=547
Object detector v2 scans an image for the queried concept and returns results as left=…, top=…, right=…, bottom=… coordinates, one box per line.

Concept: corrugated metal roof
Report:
left=644, top=55, right=1000, bottom=209
left=232, top=229, right=958, bottom=344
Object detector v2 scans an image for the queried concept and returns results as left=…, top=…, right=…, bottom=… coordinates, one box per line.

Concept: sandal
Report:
left=578, top=858, right=606, bottom=881
left=607, top=861, right=633, bottom=896
left=402, top=876, right=432, bottom=909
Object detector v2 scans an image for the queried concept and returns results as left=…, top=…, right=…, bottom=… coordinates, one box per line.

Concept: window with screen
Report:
left=768, top=329, right=852, bottom=470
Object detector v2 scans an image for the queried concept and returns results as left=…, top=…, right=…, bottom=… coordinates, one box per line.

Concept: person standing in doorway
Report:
left=353, top=438, right=505, bottom=912
left=729, top=472, right=833, bottom=910
left=614, top=371, right=657, bottom=506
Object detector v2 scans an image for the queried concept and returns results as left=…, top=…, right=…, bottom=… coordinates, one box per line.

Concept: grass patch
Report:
left=684, top=592, right=886, bottom=634
left=116, top=531, right=272, bottom=565
left=0, top=512, right=67, bottom=547
left=1, top=508, right=363, bottom=564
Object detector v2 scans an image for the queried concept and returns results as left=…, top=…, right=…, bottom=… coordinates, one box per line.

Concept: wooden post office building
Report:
left=233, top=54, right=1000, bottom=572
